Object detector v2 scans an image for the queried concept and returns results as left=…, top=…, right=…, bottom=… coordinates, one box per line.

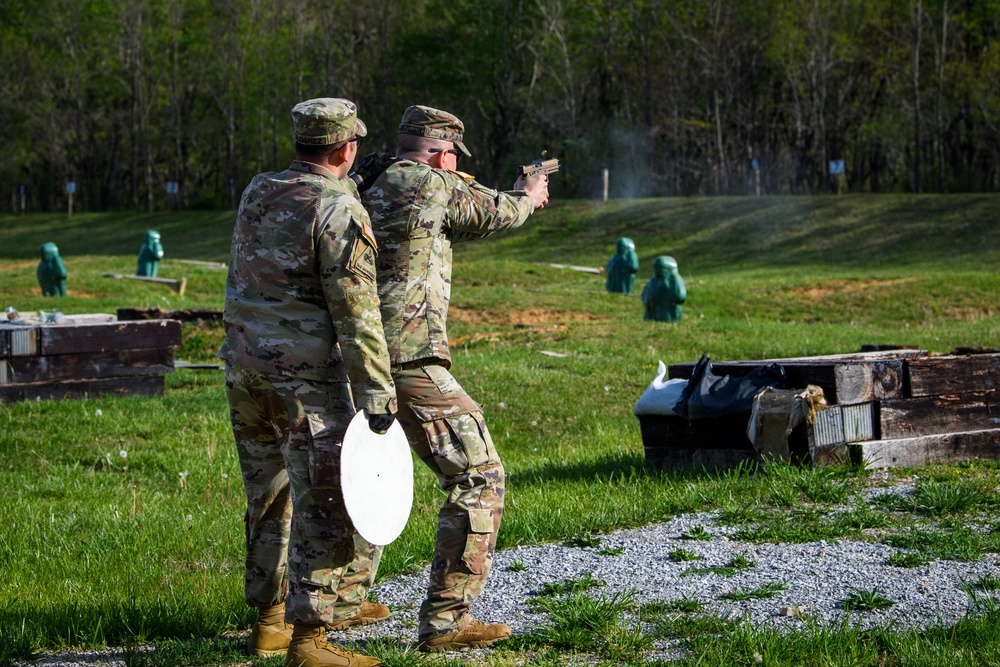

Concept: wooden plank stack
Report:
left=0, top=314, right=182, bottom=403
left=117, top=307, right=223, bottom=325
left=640, top=349, right=1000, bottom=470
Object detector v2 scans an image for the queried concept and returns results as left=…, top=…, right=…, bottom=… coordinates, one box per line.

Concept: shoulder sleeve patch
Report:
left=354, top=216, right=378, bottom=249
left=447, top=169, right=477, bottom=181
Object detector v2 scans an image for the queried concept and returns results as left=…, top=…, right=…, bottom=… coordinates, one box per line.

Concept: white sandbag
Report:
left=634, top=361, right=689, bottom=416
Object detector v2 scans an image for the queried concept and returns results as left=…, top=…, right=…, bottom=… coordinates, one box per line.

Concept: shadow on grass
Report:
left=120, top=636, right=272, bottom=667
left=0, top=601, right=254, bottom=666
left=509, top=450, right=726, bottom=487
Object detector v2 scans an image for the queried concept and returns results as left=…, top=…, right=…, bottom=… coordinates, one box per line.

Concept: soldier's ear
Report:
left=328, top=142, right=354, bottom=170
left=428, top=150, right=449, bottom=170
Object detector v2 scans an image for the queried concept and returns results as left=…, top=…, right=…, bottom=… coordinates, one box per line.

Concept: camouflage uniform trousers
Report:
left=387, top=363, right=505, bottom=638
left=225, top=363, right=379, bottom=626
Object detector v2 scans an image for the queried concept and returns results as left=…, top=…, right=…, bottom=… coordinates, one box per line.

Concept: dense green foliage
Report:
left=3, top=1, right=1000, bottom=213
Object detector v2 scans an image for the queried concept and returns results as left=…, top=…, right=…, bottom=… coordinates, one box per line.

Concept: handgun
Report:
left=518, top=158, right=560, bottom=179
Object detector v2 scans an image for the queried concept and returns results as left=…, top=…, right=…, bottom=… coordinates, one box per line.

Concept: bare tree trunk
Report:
left=910, top=0, right=923, bottom=193
left=714, top=89, right=726, bottom=193
left=934, top=0, right=949, bottom=192
left=809, top=4, right=830, bottom=192
left=166, top=0, right=185, bottom=207
left=123, top=0, right=154, bottom=212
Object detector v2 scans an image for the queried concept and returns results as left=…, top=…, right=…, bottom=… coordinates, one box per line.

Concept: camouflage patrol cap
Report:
left=397, top=105, right=472, bottom=157
left=292, top=98, right=368, bottom=146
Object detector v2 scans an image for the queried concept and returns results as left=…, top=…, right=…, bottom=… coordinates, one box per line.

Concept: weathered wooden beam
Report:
left=102, top=273, right=187, bottom=296
left=175, top=360, right=223, bottom=370
left=669, top=356, right=910, bottom=404
left=38, top=320, right=182, bottom=356
left=669, top=359, right=904, bottom=404
left=809, top=440, right=851, bottom=467
left=0, top=376, right=166, bottom=404
left=171, top=259, right=227, bottom=270
left=117, top=307, right=223, bottom=324
left=906, top=354, right=1000, bottom=397
left=0, top=349, right=174, bottom=385
left=544, top=263, right=603, bottom=275
left=880, top=391, right=1000, bottom=438
left=672, top=350, right=925, bottom=369
left=851, top=428, right=1000, bottom=469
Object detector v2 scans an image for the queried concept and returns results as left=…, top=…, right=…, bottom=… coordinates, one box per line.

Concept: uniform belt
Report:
left=393, top=358, right=442, bottom=373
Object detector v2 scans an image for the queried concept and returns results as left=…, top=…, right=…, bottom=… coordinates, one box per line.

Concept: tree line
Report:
left=2, top=0, right=999, bottom=213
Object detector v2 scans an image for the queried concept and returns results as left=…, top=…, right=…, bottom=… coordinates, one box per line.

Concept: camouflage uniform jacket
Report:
left=362, top=160, right=534, bottom=366
left=219, top=160, right=395, bottom=413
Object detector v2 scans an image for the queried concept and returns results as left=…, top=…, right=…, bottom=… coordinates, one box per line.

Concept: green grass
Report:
left=913, top=480, right=995, bottom=516
left=506, top=559, right=528, bottom=572
left=562, top=532, right=601, bottom=548
left=886, top=551, right=929, bottom=568
left=642, top=597, right=703, bottom=615
left=511, top=590, right=650, bottom=659
left=666, top=613, right=1000, bottom=667
left=121, top=637, right=278, bottom=667
left=667, top=548, right=701, bottom=562
left=531, top=573, right=606, bottom=600
left=842, top=588, right=896, bottom=612
left=978, top=575, right=1000, bottom=592
left=3, top=196, right=1000, bottom=665
left=680, top=525, right=712, bottom=541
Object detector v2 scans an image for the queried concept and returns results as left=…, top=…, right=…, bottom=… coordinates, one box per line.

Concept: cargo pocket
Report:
left=461, top=508, right=496, bottom=575
left=305, top=412, right=346, bottom=489
left=298, top=538, right=352, bottom=591
left=409, top=395, right=489, bottom=478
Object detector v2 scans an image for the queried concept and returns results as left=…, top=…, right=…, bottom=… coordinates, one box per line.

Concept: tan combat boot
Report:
left=248, top=603, right=294, bottom=657
left=328, top=601, right=391, bottom=631
left=418, top=618, right=512, bottom=652
left=284, top=624, right=382, bottom=667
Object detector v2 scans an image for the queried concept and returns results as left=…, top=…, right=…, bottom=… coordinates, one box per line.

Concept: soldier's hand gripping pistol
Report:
left=350, top=152, right=399, bottom=193
left=517, top=158, right=560, bottom=179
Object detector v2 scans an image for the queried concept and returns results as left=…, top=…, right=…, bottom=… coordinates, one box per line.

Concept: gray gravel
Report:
left=363, top=512, right=999, bottom=635
left=19, top=480, right=1000, bottom=665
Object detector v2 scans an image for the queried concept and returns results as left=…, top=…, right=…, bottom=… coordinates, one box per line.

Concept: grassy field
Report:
left=2, top=195, right=1000, bottom=666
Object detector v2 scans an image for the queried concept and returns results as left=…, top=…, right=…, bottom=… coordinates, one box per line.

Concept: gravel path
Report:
left=18, top=482, right=1000, bottom=665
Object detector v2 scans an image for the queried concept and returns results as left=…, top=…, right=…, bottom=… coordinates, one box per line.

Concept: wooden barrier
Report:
left=641, top=350, right=1000, bottom=470
left=102, top=273, right=187, bottom=297
left=0, top=316, right=182, bottom=404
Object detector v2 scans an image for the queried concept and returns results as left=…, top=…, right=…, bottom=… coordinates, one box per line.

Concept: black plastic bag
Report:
left=674, top=354, right=788, bottom=420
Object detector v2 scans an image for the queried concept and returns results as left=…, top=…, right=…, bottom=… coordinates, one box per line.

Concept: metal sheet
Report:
left=842, top=403, right=875, bottom=442
left=10, top=329, right=38, bottom=356
left=340, top=411, right=413, bottom=546
left=812, top=407, right=845, bottom=448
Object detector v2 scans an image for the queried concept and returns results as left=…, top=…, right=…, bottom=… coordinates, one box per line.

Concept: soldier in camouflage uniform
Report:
left=359, top=105, right=549, bottom=652
left=219, top=98, right=395, bottom=667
